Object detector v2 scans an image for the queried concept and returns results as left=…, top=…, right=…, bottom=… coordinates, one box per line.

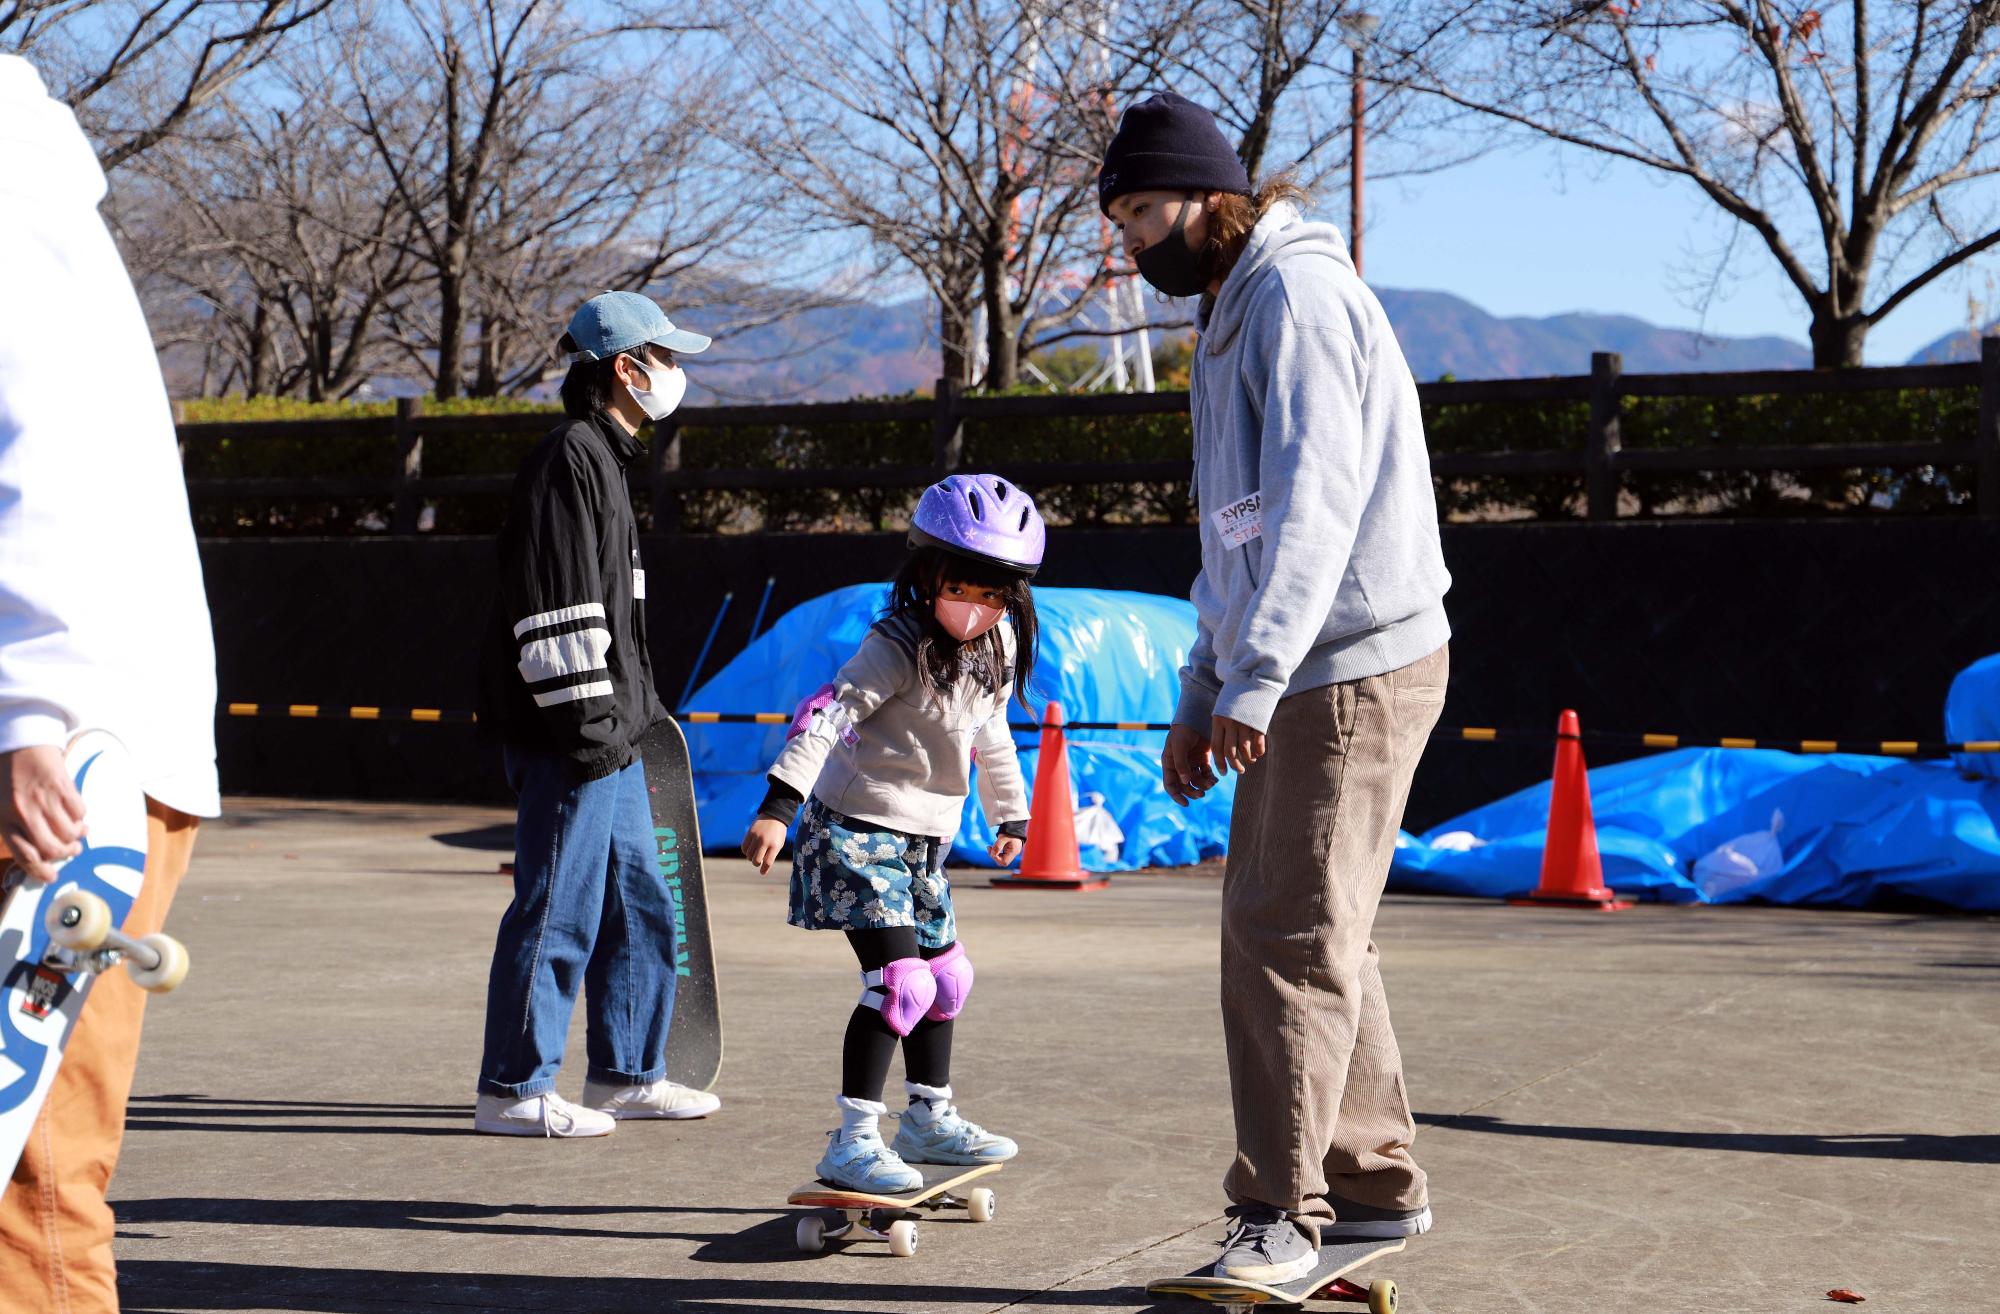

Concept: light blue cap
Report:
left=561, top=290, right=711, bottom=363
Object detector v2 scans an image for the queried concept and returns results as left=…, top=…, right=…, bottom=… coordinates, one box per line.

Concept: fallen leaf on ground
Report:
left=1827, top=1290, right=1865, bottom=1304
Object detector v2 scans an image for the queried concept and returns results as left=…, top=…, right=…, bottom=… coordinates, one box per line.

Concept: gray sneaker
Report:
left=1214, top=1207, right=1319, bottom=1284
left=1322, top=1195, right=1434, bottom=1239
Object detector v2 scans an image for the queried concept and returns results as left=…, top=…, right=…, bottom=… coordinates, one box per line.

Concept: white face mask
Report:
left=626, top=354, right=687, bottom=421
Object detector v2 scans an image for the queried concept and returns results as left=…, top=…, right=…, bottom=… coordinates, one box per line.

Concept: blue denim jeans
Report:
left=478, top=747, right=678, bottom=1098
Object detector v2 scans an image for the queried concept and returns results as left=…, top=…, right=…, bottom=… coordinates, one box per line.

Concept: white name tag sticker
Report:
left=1210, top=491, right=1264, bottom=548
left=633, top=568, right=647, bottom=599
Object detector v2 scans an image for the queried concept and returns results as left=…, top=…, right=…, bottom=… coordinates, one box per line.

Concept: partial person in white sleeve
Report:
left=0, top=53, right=220, bottom=1314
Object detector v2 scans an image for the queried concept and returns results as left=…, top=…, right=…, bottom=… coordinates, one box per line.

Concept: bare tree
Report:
left=1097, top=2, right=1465, bottom=196
left=1407, top=0, right=2000, bottom=367
left=735, top=0, right=1156, bottom=392
left=339, top=0, right=778, bottom=399
left=0, top=0, right=332, bottom=170
left=113, top=169, right=282, bottom=397
left=105, top=22, right=427, bottom=402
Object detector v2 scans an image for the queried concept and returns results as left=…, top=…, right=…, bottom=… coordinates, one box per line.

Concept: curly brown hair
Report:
left=1197, top=174, right=1311, bottom=289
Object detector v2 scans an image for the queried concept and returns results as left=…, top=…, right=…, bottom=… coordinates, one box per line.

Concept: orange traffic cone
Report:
left=991, top=702, right=1109, bottom=891
left=1508, top=709, right=1631, bottom=910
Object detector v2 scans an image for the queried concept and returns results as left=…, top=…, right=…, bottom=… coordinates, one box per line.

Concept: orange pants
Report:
left=0, top=800, right=198, bottom=1314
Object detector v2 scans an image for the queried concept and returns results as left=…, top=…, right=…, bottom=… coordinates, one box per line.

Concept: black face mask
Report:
left=1134, top=196, right=1208, bottom=298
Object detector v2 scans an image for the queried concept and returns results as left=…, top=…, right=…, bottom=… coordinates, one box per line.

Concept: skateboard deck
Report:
left=1, top=731, right=187, bottom=1194
left=637, top=717, right=721, bottom=1091
left=1148, top=1236, right=1405, bottom=1311
left=787, top=1162, right=1002, bottom=1256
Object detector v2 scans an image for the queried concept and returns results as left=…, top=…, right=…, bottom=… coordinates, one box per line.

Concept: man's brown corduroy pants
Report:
left=1220, top=644, right=1447, bottom=1222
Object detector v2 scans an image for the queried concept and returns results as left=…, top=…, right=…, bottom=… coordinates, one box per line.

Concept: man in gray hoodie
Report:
left=1101, top=92, right=1452, bottom=1286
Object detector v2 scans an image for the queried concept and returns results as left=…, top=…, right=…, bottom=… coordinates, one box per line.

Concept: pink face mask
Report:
left=935, top=598, right=1004, bottom=641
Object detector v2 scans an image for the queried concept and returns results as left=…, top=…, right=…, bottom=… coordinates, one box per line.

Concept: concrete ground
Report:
left=107, top=798, right=1998, bottom=1314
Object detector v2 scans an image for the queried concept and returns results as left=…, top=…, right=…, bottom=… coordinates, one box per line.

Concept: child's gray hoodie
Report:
left=1178, top=202, right=1451, bottom=734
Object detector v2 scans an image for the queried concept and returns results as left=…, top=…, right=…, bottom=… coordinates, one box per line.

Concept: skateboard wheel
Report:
left=968, top=1187, right=995, bottom=1223
left=127, top=934, right=189, bottom=993
left=887, top=1219, right=918, bottom=1257
left=795, top=1214, right=825, bottom=1253
left=46, top=889, right=112, bottom=951
left=1368, top=1277, right=1397, bottom=1313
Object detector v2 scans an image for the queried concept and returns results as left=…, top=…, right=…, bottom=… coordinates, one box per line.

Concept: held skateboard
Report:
left=1148, top=1237, right=1405, bottom=1312
left=636, top=717, right=721, bottom=1091
left=0, top=731, right=189, bottom=1192
left=787, top=1161, right=1002, bottom=1257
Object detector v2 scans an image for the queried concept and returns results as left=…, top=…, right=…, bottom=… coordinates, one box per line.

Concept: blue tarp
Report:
left=1945, top=653, right=2000, bottom=781
left=1391, top=746, right=2000, bottom=911
left=683, top=584, right=1234, bottom=871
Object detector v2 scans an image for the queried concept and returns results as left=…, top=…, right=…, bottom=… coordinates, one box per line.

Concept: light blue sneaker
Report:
left=815, top=1128, right=922, bottom=1193
left=891, top=1102, right=1018, bottom=1165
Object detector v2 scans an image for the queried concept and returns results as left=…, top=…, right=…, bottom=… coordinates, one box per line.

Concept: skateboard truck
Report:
left=43, top=887, right=189, bottom=993
left=1316, top=1275, right=1395, bottom=1310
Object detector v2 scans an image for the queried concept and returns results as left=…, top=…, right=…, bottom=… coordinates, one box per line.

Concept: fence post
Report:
left=1979, top=336, right=2000, bottom=518
left=651, top=417, right=682, bottom=533
left=1585, top=351, right=1623, bottom=521
left=932, top=375, right=964, bottom=477
left=390, top=396, right=424, bottom=534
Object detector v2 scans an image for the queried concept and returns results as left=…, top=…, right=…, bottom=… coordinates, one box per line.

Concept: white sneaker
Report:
left=582, top=1076, right=722, bottom=1120
left=473, top=1091, right=616, bottom=1138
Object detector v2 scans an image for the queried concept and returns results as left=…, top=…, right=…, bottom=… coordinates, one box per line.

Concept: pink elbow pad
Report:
left=859, top=957, right=936, bottom=1037
left=788, top=684, right=839, bottom=740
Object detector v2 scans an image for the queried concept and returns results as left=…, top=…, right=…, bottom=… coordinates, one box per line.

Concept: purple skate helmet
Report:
left=908, top=473, right=1045, bottom=576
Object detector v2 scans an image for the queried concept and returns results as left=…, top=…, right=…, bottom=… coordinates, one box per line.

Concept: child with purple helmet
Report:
left=741, top=474, right=1043, bottom=1192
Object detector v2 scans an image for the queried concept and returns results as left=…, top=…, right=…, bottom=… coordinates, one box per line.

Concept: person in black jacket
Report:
left=472, top=291, right=723, bottom=1136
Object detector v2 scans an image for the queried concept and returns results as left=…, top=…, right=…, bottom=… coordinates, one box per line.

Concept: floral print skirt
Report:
left=786, top=797, right=955, bottom=948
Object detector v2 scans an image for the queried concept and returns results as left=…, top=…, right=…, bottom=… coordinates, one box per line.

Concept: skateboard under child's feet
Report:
left=786, top=1162, right=1002, bottom=1257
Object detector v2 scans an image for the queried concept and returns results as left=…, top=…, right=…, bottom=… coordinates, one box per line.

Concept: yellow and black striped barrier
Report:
left=224, top=702, right=477, bottom=725
left=219, top=702, right=2000, bottom=756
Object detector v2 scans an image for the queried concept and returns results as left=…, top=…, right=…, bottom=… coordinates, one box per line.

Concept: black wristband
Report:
left=997, top=819, right=1029, bottom=840
left=757, top=776, right=804, bottom=827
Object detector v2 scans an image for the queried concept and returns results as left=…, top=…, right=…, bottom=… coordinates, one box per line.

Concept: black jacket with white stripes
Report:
left=477, top=411, right=665, bottom=780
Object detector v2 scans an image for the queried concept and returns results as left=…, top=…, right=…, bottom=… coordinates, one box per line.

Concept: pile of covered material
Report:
left=1392, top=654, right=2000, bottom=911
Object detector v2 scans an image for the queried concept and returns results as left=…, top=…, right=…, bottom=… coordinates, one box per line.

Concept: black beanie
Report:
left=1097, top=91, right=1252, bottom=215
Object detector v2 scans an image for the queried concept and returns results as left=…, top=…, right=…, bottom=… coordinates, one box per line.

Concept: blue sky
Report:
left=1364, top=137, right=1995, bottom=365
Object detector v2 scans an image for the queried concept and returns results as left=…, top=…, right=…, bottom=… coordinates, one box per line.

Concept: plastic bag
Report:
left=1692, top=809, right=1785, bottom=901
left=1073, top=791, right=1127, bottom=862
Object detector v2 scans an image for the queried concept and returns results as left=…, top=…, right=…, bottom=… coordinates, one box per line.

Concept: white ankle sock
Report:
left=836, top=1094, right=886, bottom=1142
left=904, top=1080, right=953, bottom=1121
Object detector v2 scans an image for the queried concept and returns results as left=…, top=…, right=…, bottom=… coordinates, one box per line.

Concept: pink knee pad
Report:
left=860, top=957, right=936, bottom=1037
left=925, top=943, right=974, bottom=1021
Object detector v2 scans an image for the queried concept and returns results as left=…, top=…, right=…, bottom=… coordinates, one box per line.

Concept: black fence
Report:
left=178, top=340, right=2000, bottom=531
left=205, top=516, right=2000, bottom=829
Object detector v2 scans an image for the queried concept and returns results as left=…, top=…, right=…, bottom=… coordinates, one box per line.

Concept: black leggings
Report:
left=842, top=927, right=953, bottom=1100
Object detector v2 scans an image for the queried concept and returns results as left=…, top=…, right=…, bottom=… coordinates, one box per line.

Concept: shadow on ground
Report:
left=1416, top=1112, right=2000, bottom=1163
left=120, top=1260, right=1142, bottom=1313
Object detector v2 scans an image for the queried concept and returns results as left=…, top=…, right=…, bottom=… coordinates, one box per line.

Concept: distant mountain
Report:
left=688, top=285, right=1814, bottom=401
left=1905, top=320, right=1999, bottom=365
left=155, top=280, right=1834, bottom=404
left=689, top=294, right=936, bottom=404
left=1375, top=289, right=1811, bottom=378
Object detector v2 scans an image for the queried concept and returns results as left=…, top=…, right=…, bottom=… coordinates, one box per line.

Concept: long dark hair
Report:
left=887, top=546, right=1038, bottom=709
left=1199, top=173, right=1311, bottom=288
